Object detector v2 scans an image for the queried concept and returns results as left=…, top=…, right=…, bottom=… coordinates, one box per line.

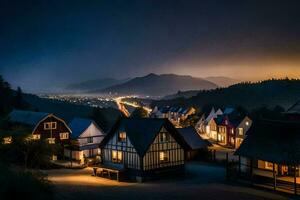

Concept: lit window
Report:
left=48, top=138, right=55, bottom=144
left=87, top=137, right=93, bottom=143
left=265, top=161, right=273, bottom=170
left=44, top=122, right=57, bottom=130
left=159, top=132, right=170, bottom=142
left=118, top=132, right=126, bottom=142
left=159, top=151, right=169, bottom=163
left=32, top=134, right=41, bottom=140
left=231, top=129, right=234, bottom=134
left=238, top=128, right=243, bottom=135
left=112, top=150, right=122, bottom=163
left=60, top=132, right=69, bottom=139
left=3, top=137, right=12, bottom=144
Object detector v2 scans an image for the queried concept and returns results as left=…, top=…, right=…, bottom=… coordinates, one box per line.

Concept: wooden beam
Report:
left=294, top=164, right=297, bottom=195
left=250, top=158, right=253, bottom=185
left=273, top=162, right=276, bottom=191
left=238, top=155, right=241, bottom=176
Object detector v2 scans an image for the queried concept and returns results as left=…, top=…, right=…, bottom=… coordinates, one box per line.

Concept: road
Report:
left=114, top=96, right=152, bottom=117
left=46, top=162, right=288, bottom=200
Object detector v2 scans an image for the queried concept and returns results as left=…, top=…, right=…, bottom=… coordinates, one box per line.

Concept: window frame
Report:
left=112, top=150, right=123, bottom=163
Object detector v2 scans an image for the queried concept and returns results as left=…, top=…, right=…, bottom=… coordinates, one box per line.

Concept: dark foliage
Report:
left=130, top=107, right=149, bottom=118
left=152, top=79, right=300, bottom=110
left=0, top=163, right=53, bottom=200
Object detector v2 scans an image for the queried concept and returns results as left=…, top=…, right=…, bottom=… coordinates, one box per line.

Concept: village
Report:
left=1, top=97, right=300, bottom=199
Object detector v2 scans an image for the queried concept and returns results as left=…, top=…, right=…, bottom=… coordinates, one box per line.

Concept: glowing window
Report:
left=118, top=132, right=126, bottom=142
left=3, top=137, right=12, bottom=144
left=48, top=138, right=55, bottom=144
left=60, top=132, right=69, bottom=140
left=44, top=122, right=57, bottom=130
left=32, top=134, right=41, bottom=140
left=159, top=151, right=169, bottom=163
left=238, top=128, right=243, bottom=135
left=112, top=150, right=122, bottom=163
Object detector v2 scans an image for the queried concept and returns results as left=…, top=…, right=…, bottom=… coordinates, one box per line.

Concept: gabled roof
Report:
left=9, top=110, right=50, bottom=127
left=69, top=118, right=103, bottom=139
left=235, top=120, right=300, bottom=165
left=100, top=118, right=189, bottom=157
left=176, top=127, right=211, bottom=150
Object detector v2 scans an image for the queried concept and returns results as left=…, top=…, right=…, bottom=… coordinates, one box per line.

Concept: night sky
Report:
left=0, top=0, right=300, bottom=92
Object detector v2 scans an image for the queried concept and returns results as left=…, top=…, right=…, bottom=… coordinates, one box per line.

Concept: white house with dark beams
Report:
left=65, top=118, right=105, bottom=164
left=98, top=118, right=189, bottom=182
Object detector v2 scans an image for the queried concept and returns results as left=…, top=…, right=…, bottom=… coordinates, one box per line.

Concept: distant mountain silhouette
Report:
left=66, top=78, right=129, bottom=92
left=94, top=73, right=218, bottom=96
left=153, top=79, right=300, bottom=110
left=204, top=76, right=240, bottom=87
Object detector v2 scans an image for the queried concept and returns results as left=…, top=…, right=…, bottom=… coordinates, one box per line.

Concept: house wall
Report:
left=77, top=123, right=105, bottom=146
left=143, top=127, right=184, bottom=171
left=102, top=131, right=140, bottom=170
left=33, top=115, right=71, bottom=144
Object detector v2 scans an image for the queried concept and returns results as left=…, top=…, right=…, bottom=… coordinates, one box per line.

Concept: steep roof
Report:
left=9, top=110, right=50, bottom=127
left=176, top=127, right=211, bottom=150
left=235, top=120, right=300, bottom=165
left=69, top=118, right=103, bottom=139
left=100, top=118, right=189, bottom=157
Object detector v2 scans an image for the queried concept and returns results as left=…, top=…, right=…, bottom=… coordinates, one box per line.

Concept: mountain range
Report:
left=65, top=73, right=239, bottom=96
left=66, top=78, right=129, bottom=92
left=95, top=73, right=219, bottom=96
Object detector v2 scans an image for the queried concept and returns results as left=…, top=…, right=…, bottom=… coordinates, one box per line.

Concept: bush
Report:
left=0, top=164, right=53, bottom=200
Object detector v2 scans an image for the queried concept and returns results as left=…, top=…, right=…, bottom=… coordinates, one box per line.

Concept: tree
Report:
left=130, top=107, right=149, bottom=118
left=13, top=87, right=28, bottom=110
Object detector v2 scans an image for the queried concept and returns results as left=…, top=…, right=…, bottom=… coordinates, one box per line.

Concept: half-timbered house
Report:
left=99, top=118, right=189, bottom=181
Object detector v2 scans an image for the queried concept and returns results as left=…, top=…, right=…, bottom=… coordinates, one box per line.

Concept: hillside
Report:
left=204, top=76, right=239, bottom=87
left=66, top=78, right=129, bottom=92
left=152, top=79, right=300, bottom=110
left=96, top=73, right=218, bottom=96
left=23, top=94, right=122, bottom=132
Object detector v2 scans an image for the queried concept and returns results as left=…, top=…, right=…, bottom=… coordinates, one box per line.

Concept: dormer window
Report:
left=44, top=122, right=57, bottom=130
left=118, top=132, right=126, bottom=142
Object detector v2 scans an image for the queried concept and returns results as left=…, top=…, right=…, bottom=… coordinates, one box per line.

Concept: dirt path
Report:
left=45, top=163, right=289, bottom=200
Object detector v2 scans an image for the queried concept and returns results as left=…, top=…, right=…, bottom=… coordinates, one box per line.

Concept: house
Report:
left=200, top=107, right=223, bottom=137
left=64, top=118, right=106, bottom=164
left=151, top=106, right=196, bottom=127
left=195, top=114, right=206, bottom=134
left=234, top=116, right=252, bottom=148
left=176, top=127, right=211, bottom=160
left=9, top=110, right=71, bottom=144
left=235, top=119, right=300, bottom=184
left=215, top=115, right=228, bottom=145
left=98, top=118, right=189, bottom=182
